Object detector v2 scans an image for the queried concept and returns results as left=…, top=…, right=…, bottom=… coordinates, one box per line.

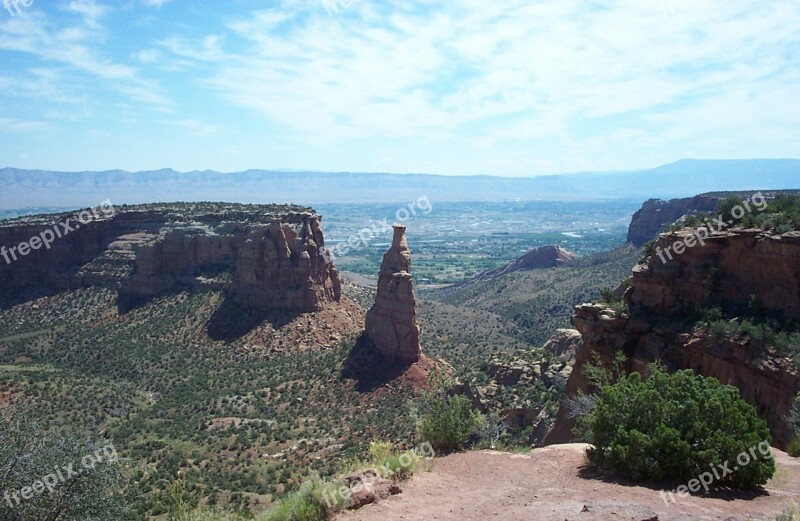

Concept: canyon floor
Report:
left=336, top=444, right=800, bottom=521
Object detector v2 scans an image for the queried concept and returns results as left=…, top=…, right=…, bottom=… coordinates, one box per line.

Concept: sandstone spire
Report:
left=365, top=225, right=421, bottom=363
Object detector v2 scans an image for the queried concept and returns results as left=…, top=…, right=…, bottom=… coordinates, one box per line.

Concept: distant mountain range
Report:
left=1, top=159, right=798, bottom=209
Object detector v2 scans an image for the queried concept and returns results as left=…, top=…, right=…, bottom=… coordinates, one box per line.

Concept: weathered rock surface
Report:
left=632, top=228, right=800, bottom=320
left=627, top=195, right=720, bottom=246
left=467, top=245, right=577, bottom=284
left=0, top=204, right=341, bottom=313
left=547, top=226, right=800, bottom=447
left=455, top=328, right=581, bottom=446
left=231, top=216, right=341, bottom=311
left=339, top=469, right=402, bottom=509
left=365, top=225, right=421, bottom=363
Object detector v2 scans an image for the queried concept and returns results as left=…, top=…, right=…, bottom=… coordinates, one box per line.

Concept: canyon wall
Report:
left=547, top=227, right=800, bottom=448
left=0, top=204, right=341, bottom=313
left=632, top=228, right=800, bottom=319
left=627, top=195, right=720, bottom=246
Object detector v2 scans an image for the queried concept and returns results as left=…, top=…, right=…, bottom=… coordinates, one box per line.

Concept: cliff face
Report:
left=232, top=217, right=341, bottom=311
left=632, top=228, right=800, bottom=319
left=627, top=195, right=720, bottom=246
left=547, top=304, right=800, bottom=447
left=0, top=204, right=341, bottom=313
left=547, top=227, right=800, bottom=448
left=365, top=225, right=421, bottom=363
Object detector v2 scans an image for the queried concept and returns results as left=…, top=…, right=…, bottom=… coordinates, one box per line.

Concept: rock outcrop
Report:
left=231, top=217, right=341, bottom=311
left=456, top=328, right=581, bottom=446
left=338, top=469, right=402, bottom=509
left=468, top=245, right=577, bottom=283
left=632, top=228, right=800, bottom=320
left=0, top=203, right=341, bottom=313
left=547, top=226, right=800, bottom=448
left=365, top=225, right=421, bottom=363
left=627, top=195, right=720, bottom=246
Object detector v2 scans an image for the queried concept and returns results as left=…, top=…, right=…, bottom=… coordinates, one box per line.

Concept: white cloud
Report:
left=0, top=117, right=50, bottom=132
left=154, top=0, right=799, bottom=159
left=0, top=5, right=172, bottom=112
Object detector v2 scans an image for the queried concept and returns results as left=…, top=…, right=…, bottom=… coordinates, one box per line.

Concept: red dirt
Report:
left=336, top=444, right=800, bottom=521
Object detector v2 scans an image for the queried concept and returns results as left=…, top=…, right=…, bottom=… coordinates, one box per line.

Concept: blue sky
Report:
left=0, top=0, right=798, bottom=176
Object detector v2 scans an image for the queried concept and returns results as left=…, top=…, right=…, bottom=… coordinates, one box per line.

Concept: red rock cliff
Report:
left=547, top=227, right=800, bottom=448
left=0, top=204, right=341, bottom=313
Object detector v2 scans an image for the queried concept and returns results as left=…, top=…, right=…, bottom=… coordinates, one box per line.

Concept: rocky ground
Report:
left=336, top=444, right=800, bottom=521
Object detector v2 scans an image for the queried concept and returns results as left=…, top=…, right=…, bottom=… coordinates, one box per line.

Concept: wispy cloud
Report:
left=0, top=3, right=171, bottom=111
left=0, top=117, right=50, bottom=132
left=161, top=0, right=800, bottom=153
left=0, top=0, right=797, bottom=174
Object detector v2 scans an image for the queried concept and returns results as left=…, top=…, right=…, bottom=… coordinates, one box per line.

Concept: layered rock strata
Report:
left=365, top=225, right=421, bottom=363
left=632, top=228, right=800, bottom=320
left=547, top=227, right=800, bottom=447
left=627, top=195, right=720, bottom=246
left=0, top=204, right=341, bottom=312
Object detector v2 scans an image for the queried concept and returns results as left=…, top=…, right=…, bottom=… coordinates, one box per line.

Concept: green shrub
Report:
left=368, top=441, right=393, bottom=463
left=417, top=394, right=484, bottom=452
left=587, top=367, right=775, bottom=489
left=788, top=436, right=800, bottom=458
left=260, top=480, right=340, bottom=521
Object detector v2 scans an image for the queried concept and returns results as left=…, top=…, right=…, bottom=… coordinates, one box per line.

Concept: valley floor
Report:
left=336, top=444, right=800, bottom=521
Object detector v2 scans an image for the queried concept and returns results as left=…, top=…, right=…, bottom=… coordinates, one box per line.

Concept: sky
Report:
left=0, top=0, right=798, bottom=177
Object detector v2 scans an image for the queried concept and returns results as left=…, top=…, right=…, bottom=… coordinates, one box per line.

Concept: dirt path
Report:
left=336, top=444, right=800, bottom=521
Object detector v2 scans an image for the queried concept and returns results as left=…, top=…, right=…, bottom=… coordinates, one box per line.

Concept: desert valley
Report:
left=2, top=1, right=800, bottom=520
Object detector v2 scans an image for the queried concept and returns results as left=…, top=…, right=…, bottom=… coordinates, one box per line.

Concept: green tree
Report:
left=587, top=367, right=775, bottom=488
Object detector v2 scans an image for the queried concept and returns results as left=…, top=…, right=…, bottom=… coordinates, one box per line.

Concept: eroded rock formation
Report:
left=365, top=225, right=421, bottom=363
left=632, top=228, right=800, bottom=320
left=547, top=227, right=800, bottom=448
left=455, top=328, right=581, bottom=446
left=0, top=204, right=341, bottom=313
left=627, top=195, right=720, bottom=246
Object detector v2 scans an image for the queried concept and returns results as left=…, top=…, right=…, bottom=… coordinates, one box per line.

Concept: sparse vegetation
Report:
left=777, top=500, right=800, bottom=521
left=430, top=246, right=639, bottom=355
left=690, top=300, right=800, bottom=363
left=0, top=403, right=131, bottom=521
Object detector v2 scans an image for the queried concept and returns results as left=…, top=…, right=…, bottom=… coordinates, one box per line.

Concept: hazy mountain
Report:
left=1, top=159, right=797, bottom=209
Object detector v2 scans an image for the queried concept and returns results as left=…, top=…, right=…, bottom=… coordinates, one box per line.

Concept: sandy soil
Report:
left=336, top=444, right=800, bottom=521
